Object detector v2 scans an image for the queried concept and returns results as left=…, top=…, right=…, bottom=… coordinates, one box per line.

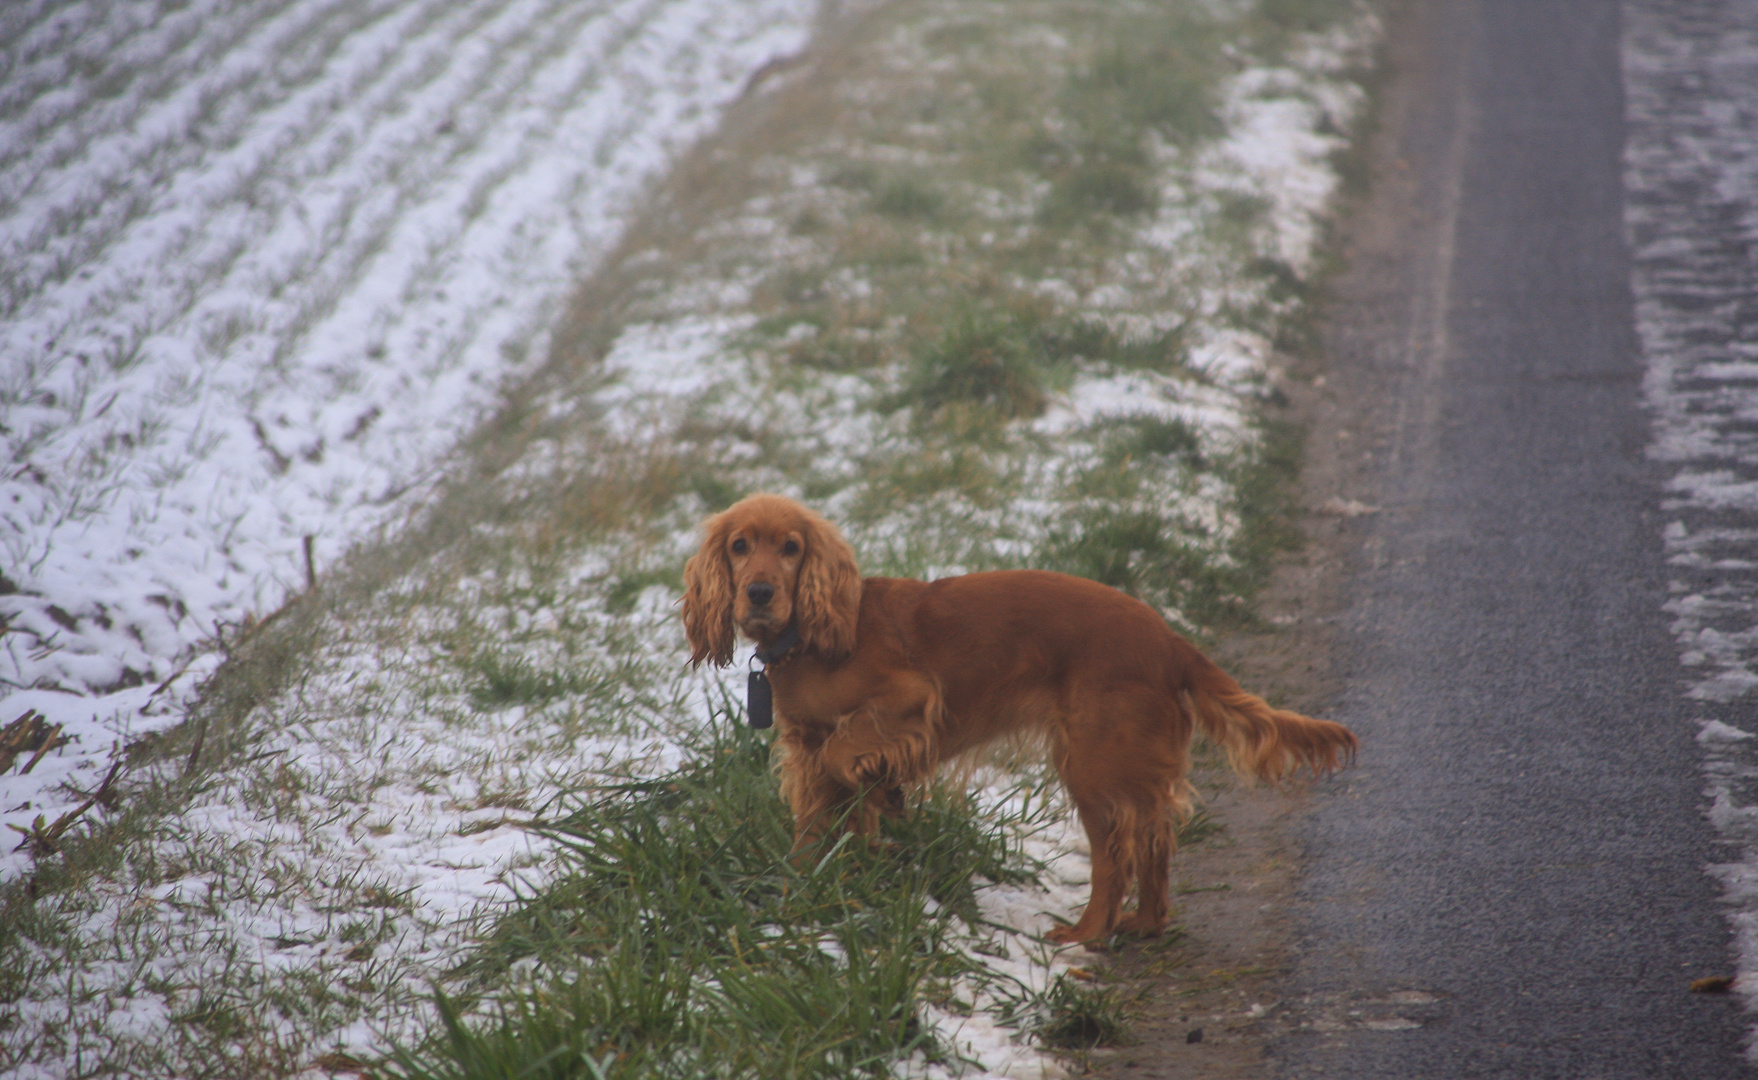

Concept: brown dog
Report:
left=681, top=493, right=1356, bottom=944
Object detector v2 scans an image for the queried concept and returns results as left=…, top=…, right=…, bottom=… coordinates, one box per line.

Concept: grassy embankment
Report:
left=0, top=1, right=1375, bottom=1076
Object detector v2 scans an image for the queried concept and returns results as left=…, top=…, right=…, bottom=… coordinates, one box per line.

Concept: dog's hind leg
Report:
left=1114, top=806, right=1174, bottom=936
left=1047, top=792, right=1132, bottom=945
left=1048, top=690, right=1191, bottom=944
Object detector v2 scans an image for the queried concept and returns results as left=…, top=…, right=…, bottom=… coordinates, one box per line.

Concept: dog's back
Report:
left=866, top=570, right=1213, bottom=743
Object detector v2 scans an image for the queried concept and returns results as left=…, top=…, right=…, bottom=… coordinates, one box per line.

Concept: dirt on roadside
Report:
left=1083, top=1, right=1466, bottom=1074
left=1075, top=447, right=1361, bottom=1080
left=1077, top=395, right=1365, bottom=1080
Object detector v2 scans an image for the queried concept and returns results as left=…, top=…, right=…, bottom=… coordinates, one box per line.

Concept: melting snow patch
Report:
left=1700, top=720, right=1757, bottom=746
left=1626, top=0, right=1758, bottom=1057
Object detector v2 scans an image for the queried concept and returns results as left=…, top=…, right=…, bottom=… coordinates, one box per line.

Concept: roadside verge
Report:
left=0, top=3, right=1380, bottom=1077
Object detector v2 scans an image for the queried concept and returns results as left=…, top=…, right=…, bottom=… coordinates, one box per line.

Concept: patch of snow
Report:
left=0, top=0, right=816, bottom=875
left=1625, top=0, right=1758, bottom=1052
left=0, top=3, right=1382, bottom=1075
left=1698, top=720, right=1756, bottom=747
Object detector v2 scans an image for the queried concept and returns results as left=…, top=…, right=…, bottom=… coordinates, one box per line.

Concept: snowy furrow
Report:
left=0, top=0, right=353, bottom=209
left=0, top=0, right=380, bottom=272
left=0, top=0, right=818, bottom=856
left=0, top=1, right=190, bottom=138
left=0, top=0, right=506, bottom=319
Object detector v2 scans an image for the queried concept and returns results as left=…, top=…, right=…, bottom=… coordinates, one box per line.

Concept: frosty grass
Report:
left=0, top=1, right=1380, bottom=1076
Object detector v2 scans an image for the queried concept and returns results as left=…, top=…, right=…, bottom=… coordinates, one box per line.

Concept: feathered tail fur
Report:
left=1185, top=658, right=1357, bottom=785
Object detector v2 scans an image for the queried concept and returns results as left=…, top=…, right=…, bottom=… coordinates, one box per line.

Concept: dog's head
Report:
left=681, top=494, right=861, bottom=667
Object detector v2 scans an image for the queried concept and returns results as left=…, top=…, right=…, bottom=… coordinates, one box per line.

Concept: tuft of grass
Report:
left=827, top=162, right=879, bottom=191
left=1045, top=158, right=1158, bottom=221
left=872, top=175, right=945, bottom=220
left=1104, top=416, right=1205, bottom=466
left=1041, top=507, right=1219, bottom=619
left=1089, top=39, right=1223, bottom=144
left=1043, top=319, right=1192, bottom=375
left=1036, top=973, right=1134, bottom=1049
left=1176, top=807, right=1221, bottom=847
left=890, top=305, right=1062, bottom=421
left=467, top=653, right=615, bottom=711
left=394, top=713, right=1040, bottom=1079
left=1227, top=415, right=1308, bottom=585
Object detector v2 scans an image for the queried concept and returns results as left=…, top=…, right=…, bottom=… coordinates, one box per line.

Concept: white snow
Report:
left=1, top=0, right=816, bottom=876
left=1624, top=0, right=1758, bottom=1049
left=0, top=2, right=1380, bottom=1076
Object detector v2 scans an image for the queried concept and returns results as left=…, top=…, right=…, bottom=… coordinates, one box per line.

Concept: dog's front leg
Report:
left=820, top=681, right=938, bottom=826
left=783, top=709, right=906, bottom=845
left=776, top=724, right=857, bottom=856
left=779, top=677, right=936, bottom=856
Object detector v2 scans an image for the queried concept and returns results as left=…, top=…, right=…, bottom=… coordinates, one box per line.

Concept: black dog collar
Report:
left=746, top=622, right=800, bottom=729
left=753, top=622, right=801, bottom=664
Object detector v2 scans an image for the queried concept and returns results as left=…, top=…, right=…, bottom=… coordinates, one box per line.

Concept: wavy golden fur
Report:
left=681, top=493, right=1357, bottom=944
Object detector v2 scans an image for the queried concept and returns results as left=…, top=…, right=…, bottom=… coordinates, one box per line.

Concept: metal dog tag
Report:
left=746, top=668, right=774, bottom=729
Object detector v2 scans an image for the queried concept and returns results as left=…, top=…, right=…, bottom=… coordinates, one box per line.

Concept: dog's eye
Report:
left=782, top=540, right=800, bottom=556
left=730, top=538, right=748, bottom=555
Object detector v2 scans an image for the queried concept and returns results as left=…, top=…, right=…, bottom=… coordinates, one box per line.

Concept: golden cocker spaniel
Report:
left=682, top=493, right=1356, bottom=944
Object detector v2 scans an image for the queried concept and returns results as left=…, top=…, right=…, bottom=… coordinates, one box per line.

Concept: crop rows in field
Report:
left=0, top=0, right=813, bottom=700
left=0, top=0, right=815, bottom=880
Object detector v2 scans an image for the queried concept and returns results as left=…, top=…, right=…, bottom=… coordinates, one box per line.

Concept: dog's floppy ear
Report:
left=794, top=507, right=862, bottom=661
left=682, top=512, right=736, bottom=667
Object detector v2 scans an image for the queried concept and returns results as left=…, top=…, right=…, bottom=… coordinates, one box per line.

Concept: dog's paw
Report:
left=863, top=835, right=904, bottom=856
left=1113, top=913, right=1169, bottom=937
left=1045, top=923, right=1101, bottom=947
left=846, top=751, right=890, bottom=788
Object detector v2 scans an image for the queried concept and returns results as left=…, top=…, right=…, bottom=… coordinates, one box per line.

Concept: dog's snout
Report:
left=747, top=582, right=776, bottom=607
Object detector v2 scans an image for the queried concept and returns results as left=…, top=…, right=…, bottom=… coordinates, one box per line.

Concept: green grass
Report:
left=873, top=175, right=947, bottom=221
left=1041, top=505, right=1227, bottom=623
left=1036, top=974, right=1135, bottom=1050
left=890, top=304, right=1065, bottom=422
left=1044, top=319, right=1193, bottom=375
left=467, top=653, right=618, bottom=711
left=387, top=714, right=1049, bottom=1080
left=1104, top=415, right=1205, bottom=465
left=0, top=1, right=1376, bottom=1075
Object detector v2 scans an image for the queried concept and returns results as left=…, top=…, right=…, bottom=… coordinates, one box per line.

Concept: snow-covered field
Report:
left=0, top=0, right=816, bottom=871
left=0, top=1, right=1380, bottom=1076
left=1624, top=0, right=1758, bottom=1055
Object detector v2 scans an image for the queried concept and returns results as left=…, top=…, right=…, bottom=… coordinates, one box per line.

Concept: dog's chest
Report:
left=769, top=671, right=848, bottom=728
left=767, top=658, right=879, bottom=729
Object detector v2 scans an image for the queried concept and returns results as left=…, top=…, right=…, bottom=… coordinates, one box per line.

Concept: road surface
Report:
left=1278, top=1, right=1757, bottom=1076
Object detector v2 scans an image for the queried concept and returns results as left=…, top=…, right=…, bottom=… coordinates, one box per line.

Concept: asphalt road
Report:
left=1275, top=2, right=1754, bottom=1076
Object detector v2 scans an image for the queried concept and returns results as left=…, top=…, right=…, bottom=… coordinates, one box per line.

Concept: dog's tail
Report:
left=1183, top=652, right=1357, bottom=785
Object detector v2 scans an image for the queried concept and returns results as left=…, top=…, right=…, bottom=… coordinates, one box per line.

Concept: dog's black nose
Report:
left=747, top=582, right=775, bottom=607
